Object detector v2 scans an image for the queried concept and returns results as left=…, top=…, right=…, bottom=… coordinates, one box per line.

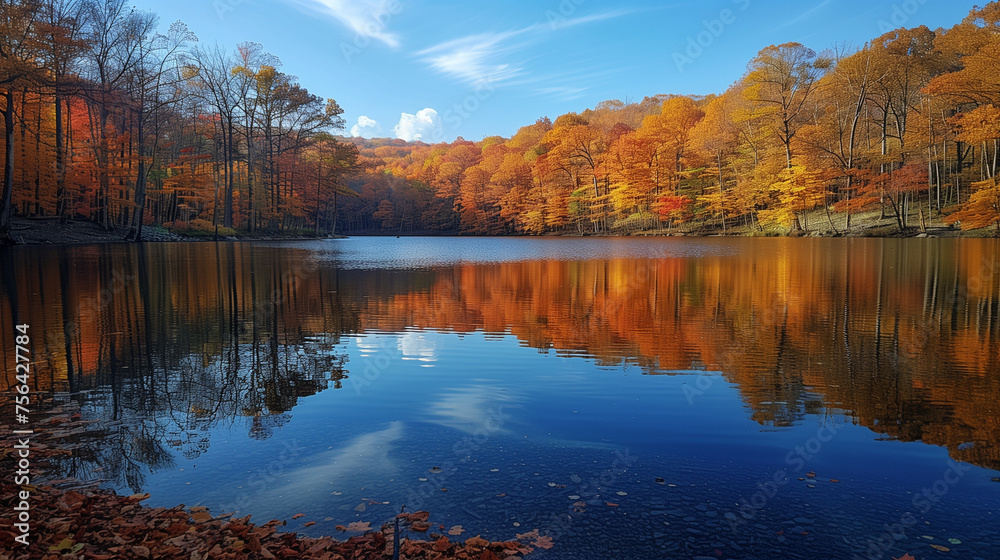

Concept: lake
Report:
left=1, top=237, right=999, bottom=559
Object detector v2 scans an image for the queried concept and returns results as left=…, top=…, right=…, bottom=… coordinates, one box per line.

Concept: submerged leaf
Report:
left=531, top=535, right=554, bottom=549
left=49, top=538, right=75, bottom=552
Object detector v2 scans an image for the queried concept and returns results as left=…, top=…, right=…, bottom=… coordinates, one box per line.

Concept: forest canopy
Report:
left=4, top=0, right=1000, bottom=241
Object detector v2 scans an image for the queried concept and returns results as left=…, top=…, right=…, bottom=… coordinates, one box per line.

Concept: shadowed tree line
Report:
left=0, top=0, right=355, bottom=244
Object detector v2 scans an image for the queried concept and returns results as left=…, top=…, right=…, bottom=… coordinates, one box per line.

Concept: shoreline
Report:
left=0, top=414, right=535, bottom=559
left=1, top=216, right=996, bottom=247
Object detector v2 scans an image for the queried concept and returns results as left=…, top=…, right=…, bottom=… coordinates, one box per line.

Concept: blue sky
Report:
left=132, top=0, right=973, bottom=142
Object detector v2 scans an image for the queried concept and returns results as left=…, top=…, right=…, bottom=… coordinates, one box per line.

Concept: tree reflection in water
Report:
left=1, top=238, right=998, bottom=490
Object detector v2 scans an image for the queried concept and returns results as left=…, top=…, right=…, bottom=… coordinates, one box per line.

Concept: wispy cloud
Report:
left=547, top=9, right=633, bottom=31
left=259, top=423, right=405, bottom=502
left=771, top=0, right=835, bottom=32
left=424, top=385, right=518, bottom=434
left=417, top=29, right=528, bottom=85
left=533, top=86, right=589, bottom=101
left=417, top=10, right=633, bottom=86
left=287, top=0, right=400, bottom=47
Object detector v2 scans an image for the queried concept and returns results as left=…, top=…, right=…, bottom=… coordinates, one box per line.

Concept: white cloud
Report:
left=256, top=423, right=405, bottom=504
left=424, top=385, right=518, bottom=434
left=350, top=115, right=383, bottom=138
left=287, top=0, right=400, bottom=47
left=416, top=11, right=634, bottom=86
left=393, top=108, right=440, bottom=142
left=417, top=30, right=526, bottom=85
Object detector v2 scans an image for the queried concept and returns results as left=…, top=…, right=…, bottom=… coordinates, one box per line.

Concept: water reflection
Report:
left=1, top=238, right=998, bottom=486
left=1, top=243, right=355, bottom=491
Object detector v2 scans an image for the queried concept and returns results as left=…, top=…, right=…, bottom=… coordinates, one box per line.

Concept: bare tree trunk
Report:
left=0, top=92, right=16, bottom=243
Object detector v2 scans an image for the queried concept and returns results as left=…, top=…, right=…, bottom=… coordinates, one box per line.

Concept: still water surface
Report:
left=1, top=237, right=999, bottom=559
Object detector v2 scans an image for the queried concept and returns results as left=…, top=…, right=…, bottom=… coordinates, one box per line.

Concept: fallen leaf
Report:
left=292, top=513, right=305, bottom=519
left=929, top=544, right=951, bottom=552
left=465, top=536, right=490, bottom=549
left=410, top=511, right=430, bottom=522
left=893, top=554, right=916, bottom=560
left=191, top=512, right=213, bottom=523
left=49, top=538, right=75, bottom=552
left=805, top=471, right=816, bottom=478
left=448, top=525, right=465, bottom=536
left=605, top=502, right=619, bottom=507
left=531, top=535, right=554, bottom=549
left=303, top=521, right=316, bottom=527
left=344, top=521, right=371, bottom=532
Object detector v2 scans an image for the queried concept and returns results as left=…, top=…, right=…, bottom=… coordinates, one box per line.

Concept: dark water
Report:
left=2, top=237, right=999, bottom=559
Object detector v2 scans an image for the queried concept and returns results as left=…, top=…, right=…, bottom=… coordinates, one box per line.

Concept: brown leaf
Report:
left=409, top=511, right=430, bottom=522
left=465, top=536, right=490, bottom=549
left=448, top=525, right=465, bottom=536
left=292, top=513, right=306, bottom=519
left=345, top=521, right=371, bottom=532
left=434, top=536, right=451, bottom=552
left=531, top=535, right=554, bottom=549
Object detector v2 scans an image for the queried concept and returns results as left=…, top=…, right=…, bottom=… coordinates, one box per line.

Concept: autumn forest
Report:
left=4, top=1, right=1000, bottom=242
